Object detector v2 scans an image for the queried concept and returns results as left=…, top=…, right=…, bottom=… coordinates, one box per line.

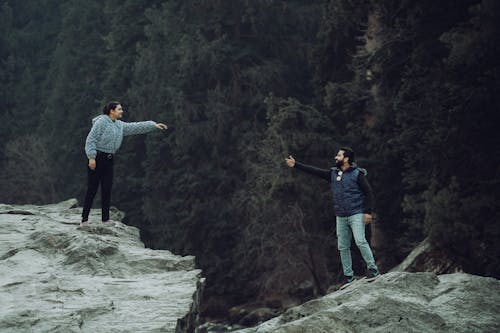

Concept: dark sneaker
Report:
left=339, top=276, right=355, bottom=290
left=367, top=268, right=379, bottom=281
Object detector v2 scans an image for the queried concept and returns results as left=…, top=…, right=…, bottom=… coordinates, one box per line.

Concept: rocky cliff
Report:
left=231, top=271, right=500, bottom=333
left=0, top=199, right=203, bottom=333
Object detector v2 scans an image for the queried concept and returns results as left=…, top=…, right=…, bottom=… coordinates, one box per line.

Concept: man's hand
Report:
left=155, top=123, right=168, bottom=130
left=88, top=158, right=96, bottom=170
left=364, top=213, right=373, bottom=225
left=285, top=155, right=296, bottom=168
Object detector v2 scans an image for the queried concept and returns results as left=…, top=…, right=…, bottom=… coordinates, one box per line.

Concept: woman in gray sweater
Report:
left=81, top=101, right=167, bottom=226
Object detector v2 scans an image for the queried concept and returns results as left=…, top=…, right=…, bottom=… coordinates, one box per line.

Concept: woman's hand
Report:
left=155, top=123, right=168, bottom=130
left=88, top=158, right=96, bottom=170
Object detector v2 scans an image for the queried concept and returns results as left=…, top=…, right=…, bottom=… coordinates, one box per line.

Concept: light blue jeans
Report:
left=336, top=213, right=377, bottom=276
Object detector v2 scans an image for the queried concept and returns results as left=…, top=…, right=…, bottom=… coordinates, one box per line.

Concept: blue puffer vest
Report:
left=330, top=166, right=365, bottom=217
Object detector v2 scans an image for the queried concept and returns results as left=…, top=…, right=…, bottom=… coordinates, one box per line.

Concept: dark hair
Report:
left=340, top=146, right=355, bottom=164
left=102, top=101, right=121, bottom=115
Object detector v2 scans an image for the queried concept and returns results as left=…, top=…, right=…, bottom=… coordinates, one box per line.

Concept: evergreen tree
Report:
left=39, top=0, right=107, bottom=201
left=100, top=0, right=163, bottom=227
left=0, top=0, right=65, bottom=203
left=133, top=0, right=325, bottom=313
left=422, top=0, right=500, bottom=276
left=233, top=95, right=337, bottom=299
left=1, top=0, right=499, bottom=321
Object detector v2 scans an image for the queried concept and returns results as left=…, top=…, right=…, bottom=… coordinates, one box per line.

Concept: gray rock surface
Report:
left=0, top=199, right=203, bottom=333
left=232, top=272, right=500, bottom=333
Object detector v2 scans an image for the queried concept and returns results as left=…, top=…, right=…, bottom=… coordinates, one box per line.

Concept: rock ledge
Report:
left=0, top=199, right=203, bottom=333
left=232, top=271, right=500, bottom=333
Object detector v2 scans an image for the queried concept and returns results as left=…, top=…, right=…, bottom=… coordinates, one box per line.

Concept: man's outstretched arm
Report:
left=285, top=155, right=331, bottom=181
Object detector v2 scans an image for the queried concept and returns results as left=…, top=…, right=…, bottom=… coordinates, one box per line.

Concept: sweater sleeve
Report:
left=122, top=121, right=157, bottom=136
left=85, top=118, right=106, bottom=159
left=294, top=161, right=331, bottom=181
left=357, top=172, right=374, bottom=214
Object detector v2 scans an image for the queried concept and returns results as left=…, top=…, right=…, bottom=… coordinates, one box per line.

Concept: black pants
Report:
left=82, top=152, right=114, bottom=222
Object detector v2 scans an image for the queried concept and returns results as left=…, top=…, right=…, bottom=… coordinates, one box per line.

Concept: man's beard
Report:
left=335, top=160, right=343, bottom=168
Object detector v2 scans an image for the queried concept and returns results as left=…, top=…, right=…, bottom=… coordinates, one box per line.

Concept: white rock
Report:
left=233, top=272, right=500, bottom=333
left=0, top=200, right=203, bottom=333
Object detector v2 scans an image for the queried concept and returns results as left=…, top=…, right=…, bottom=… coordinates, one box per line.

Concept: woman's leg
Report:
left=82, top=165, right=100, bottom=222
left=100, top=158, right=114, bottom=222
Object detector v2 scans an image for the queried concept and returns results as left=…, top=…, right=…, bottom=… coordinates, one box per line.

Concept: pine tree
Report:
left=0, top=0, right=65, bottom=203
left=39, top=0, right=107, bottom=201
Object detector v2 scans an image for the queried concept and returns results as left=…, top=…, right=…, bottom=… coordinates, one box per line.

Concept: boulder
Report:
left=0, top=199, right=203, bottom=333
left=231, top=271, right=500, bottom=333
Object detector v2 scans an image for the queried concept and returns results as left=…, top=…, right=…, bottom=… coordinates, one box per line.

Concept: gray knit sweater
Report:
left=85, top=115, right=157, bottom=158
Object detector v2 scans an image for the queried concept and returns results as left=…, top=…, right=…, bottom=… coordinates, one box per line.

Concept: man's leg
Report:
left=82, top=165, right=100, bottom=222
left=336, top=216, right=354, bottom=277
left=100, top=158, right=113, bottom=222
left=349, top=213, right=378, bottom=271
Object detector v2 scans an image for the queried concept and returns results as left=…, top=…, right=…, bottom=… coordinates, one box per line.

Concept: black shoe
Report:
left=345, top=275, right=355, bottom=283
left=339, top=276, right=356, bottom=290
left=367, top=268, right=379, bottom=279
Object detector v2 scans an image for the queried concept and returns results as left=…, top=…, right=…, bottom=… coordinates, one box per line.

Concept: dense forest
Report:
left=1, top=0, right=499, bottom=322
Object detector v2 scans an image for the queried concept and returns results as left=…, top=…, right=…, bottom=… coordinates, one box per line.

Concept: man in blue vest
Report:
left=285, top=147, right=379, bottom=284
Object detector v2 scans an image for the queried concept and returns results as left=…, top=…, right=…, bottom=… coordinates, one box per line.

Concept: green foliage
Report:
left=0, top=135, right=57, bottom=203
left=126, top=0, right=327, bottom=309
left=424, top=177, right=499, bottom=275
left=232, top=95, right=337, bottom=298
left=1, top=0, right=499, bottom=319
left=0, top=0, right=65, bottom=203
left=27, top=0, right=109, bottom=203
left=98, top=0, right=164, bottom=227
